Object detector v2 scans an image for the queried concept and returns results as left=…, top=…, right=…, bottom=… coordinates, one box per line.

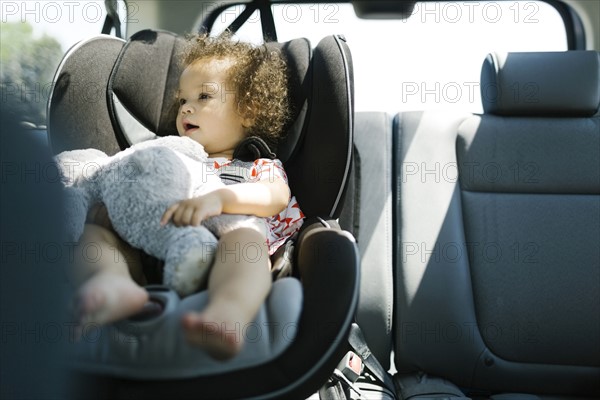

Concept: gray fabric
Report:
left=457, top=112, right=600, bottom=367
left=395, top=373, right=466, bottom=399
left=351, top=112, right=395, bottom=371
left=394, top=111, right=485, bottom=384
left=456, top=91, right=600, bottom=370
left=112, top=92, right=158, bottom=145
left=393, top=109, right=600, bottom=395
left=48, top=36, right=125, bottom=155
left=462, top=191, right=600, bottom=366
left=353, top=382, right=396, bottom=400
left=267, top=38, right=311, bottom=163
left=70, top=278, right=303, bottom=379
left=109, top=30, right=185, bottom=137
left=457, top=115, right=600, bottom=193
left=480, top=51, right=600, bottom=117
left=284, top=35, right=354, bottom=219
left=469, top=349, right=600, bottom=394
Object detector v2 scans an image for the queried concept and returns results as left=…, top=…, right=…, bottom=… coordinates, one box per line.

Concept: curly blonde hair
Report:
left=180, top=33, right=289, bottom=150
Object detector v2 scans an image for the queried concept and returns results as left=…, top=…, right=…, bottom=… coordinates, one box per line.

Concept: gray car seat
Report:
left=48, top=28, right=358, bottom=400
left=393, top=51, right=599, bottom=397
left=345, top=51, right=599, bottom=399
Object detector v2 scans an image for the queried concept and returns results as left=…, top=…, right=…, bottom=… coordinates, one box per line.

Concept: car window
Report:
left=1, top=0, right=130, bottom=126
left=210, top=1, right=568, bottom=114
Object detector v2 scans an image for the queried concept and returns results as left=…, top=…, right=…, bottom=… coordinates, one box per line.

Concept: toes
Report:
left=72, top=288, right=105, bottom=326
left=72, top=275, right=148, bottom=326
left=181, top=313, right=243, bottom=360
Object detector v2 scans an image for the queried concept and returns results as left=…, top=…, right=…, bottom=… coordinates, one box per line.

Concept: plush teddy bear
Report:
left=56, top=135, right=259, bottom=297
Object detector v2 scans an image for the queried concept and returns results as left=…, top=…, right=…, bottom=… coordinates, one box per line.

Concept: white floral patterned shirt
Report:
left=209, top=157, right=305, bottom=254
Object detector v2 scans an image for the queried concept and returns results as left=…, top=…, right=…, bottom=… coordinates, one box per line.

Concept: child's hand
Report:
left=160, top=192, right=224, bottom=227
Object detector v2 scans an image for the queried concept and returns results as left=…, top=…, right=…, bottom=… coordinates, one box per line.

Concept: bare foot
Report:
left=181, top=303, right=246, bottom=360
left=75, top=272, right=149, bottom=327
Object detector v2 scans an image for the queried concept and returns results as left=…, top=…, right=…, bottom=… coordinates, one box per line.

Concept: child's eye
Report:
left=199, top=93, right=210, bottom=100
left=178, top=98, right=186, bottom=106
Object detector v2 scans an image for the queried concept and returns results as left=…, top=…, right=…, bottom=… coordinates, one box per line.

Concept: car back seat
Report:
left=393, top=50, right=600, bottom=397
left=345, top=51, right=599, bottom=399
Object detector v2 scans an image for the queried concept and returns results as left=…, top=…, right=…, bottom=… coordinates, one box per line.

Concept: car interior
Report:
left=0, top=0, right=598, bottom=399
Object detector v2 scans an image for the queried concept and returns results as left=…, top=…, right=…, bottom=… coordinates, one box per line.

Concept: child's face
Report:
left=176, top=58, right=248, bottom=158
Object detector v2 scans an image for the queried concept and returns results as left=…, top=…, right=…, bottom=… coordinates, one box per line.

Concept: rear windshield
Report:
left=211, top=1, right=568, bottom=113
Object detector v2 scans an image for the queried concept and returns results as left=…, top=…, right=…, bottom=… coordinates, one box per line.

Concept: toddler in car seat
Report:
left=73, top=33, right=304, bottom=360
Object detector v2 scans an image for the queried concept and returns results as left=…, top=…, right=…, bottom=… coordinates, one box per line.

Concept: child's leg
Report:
left=181, top=227, right=271, bottom=360
left=73, top=224, right=149, bottom=326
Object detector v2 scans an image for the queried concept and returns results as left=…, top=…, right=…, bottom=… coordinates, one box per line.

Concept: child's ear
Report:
left=236, top=103, right=255, bottom=129
left=241, top=116, right=255, bottom=130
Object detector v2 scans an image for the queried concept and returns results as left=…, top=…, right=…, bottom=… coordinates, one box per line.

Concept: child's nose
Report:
left=181, top=103, right=194, bottom=114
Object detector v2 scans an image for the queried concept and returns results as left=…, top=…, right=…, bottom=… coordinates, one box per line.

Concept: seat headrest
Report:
left=108, top=31, right=312, bottom=162
left=480, top=51, right=600, bottom=117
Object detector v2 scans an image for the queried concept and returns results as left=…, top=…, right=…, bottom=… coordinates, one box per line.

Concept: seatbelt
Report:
left=225, top=0, right=278, bottom=42
left=102, top=0, right=122, bottom=38
left=348, top=323, right=397, bottom=395
left=226, top=2, right=258, bottom=35
left=257, top=0, right=277, bottom=41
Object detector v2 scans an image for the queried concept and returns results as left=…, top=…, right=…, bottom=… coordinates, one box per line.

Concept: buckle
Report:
left=336, top=351, right=364, bottom=383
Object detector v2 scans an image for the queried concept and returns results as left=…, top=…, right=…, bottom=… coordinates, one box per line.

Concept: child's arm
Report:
left=160, top=178, right=290, bottom=227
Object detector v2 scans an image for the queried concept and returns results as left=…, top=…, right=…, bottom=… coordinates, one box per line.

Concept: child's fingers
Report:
left=162, top=201, right=208, bottom=227
left=177, top=207, right=195, bottom=226
left=191, top=209, right=204, bottom=226
left=160, top=203, right=179, bottom=226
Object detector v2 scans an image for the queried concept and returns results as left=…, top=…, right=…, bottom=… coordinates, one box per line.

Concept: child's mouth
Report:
left=183, top=122, right=199, bottom=133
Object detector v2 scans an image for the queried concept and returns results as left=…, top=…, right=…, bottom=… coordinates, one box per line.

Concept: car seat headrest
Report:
left=480, top=51, right=600, bottom=117
left=108, top=31, right=312, bottom=163
left=265, top=39, right=311, bottom=162
left=108, top=30, right=185, bottom=147
left=47, top=36, right=126, bottom=155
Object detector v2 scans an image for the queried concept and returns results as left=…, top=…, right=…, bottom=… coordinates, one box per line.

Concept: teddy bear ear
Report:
left=233, top=136, right=276, bottom=161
